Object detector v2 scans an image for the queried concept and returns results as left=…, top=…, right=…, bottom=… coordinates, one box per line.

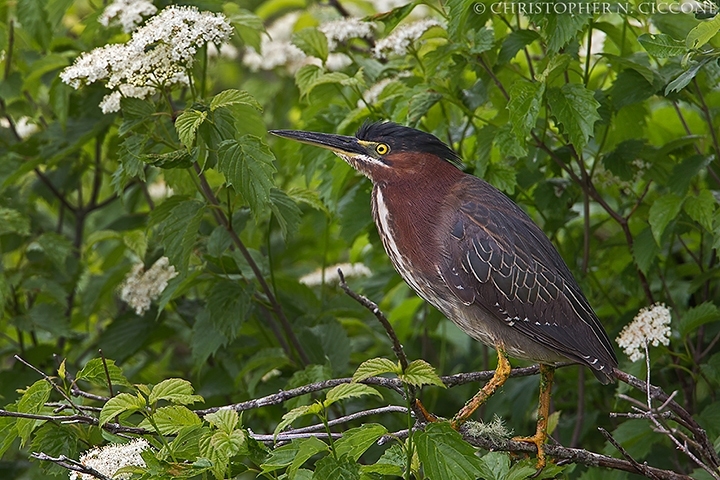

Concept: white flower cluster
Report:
left=319, top=18, right=375, bottom=50
left=61, top=6, right=233, bottom=113
left=243, top=15, right=372, bottom=73
left=69, top=438, right=149, bottom=480
left=616, top=303, right=672, bottom=362
left=299, top=262, right=371, bottom=286
left=98, top=0, right=157, bottom=33
left=374, top=19, right=443, bottom=58
left=120, top=256, right=178, bottom=315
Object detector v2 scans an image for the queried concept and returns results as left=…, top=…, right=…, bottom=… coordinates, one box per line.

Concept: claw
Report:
left=414, top=399, right=439, bottom=423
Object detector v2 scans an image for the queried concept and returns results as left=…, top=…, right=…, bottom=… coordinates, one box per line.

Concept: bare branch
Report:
left=31, top=453, right=111, bottom=480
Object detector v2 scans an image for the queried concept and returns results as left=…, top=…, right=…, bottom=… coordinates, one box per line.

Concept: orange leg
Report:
left=451, top=346, right=511, bottom=428
left=513, top=363, right=555, bottom=469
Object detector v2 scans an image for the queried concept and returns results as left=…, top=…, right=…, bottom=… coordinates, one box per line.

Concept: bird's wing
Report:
left=437, top=179, right=617, bottom=380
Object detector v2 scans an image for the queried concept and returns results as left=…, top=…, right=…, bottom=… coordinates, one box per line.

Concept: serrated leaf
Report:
left=151, top=197, right=205, bottom=274
left=99, top=392, right=146, bottom=426
left=295, top=64, right=322, bottom=98
left=17, top=0, right=51, bottom=49
left=210, top=89, right=262, bottom=111
left=334, top=424, right=387, bottom=461
left=686, top=15, right=720, bottom=49
left=292, top=28, right=329, bottom=62
left=313, top=455, right=361, bottom=479
left=149, top=378, right=203, bottom=405
left=678, top=302, right=720, bottom=336
left=289, top=437, right=329, bottom=478
left=204, top=409, right=239, bottom=434
left=76, top=358, right=132, bottom=388
left=16, top=380, right=52, bottom=445
left=0, top=207, right=30, bottom=236
left=399, top=359, right=446, bottom=388
left=547, top=84, right=601, bottom=150
left=495, top=124, right=527, bottom=159
left=665, top=58, right=711, bottom=95
left=143, top=149, right=193, bottom=169
left=141, top=406, right=202, bottom=435
left=288, top=187, right=330, bottom=215
left=684, top=189, right=716, bottom=232
left=416, top=422, right=484, bottom=480
left=217, top=136, right=277, bottom=215
left=407, top=91, right=442, bottom=126
left=274, top=405, right=314, bottom=438
left=324, top=383, right=382, bottom=407
left=508, top=81, right=545, bottom=148
left=632, top=227, right=659, bottom=275
left=638, top=33, right=687, bottom=57
left=352, top=357, right=400, bottom=382
left=206, top=278, right=253, bottom=340
left=498, top=30, right=540, bottom=64
left=30, top=423, right=78, bottom=476
left=0, top=417, right=17, bottom=458
left=176, top=109, right=207, bottom=149
left=270, top=188, right=301, bottom=240
left=649, top=194, right=683, bottom=244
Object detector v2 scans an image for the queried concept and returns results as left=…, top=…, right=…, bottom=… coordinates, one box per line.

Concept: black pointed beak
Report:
left=270, top=129, right=366, bottom=157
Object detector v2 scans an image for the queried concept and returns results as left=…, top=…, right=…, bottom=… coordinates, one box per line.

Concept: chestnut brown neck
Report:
left=371, top=154, right=465, bottom=278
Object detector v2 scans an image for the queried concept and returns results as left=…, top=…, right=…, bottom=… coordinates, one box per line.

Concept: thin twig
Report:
left=14, top=355, right=82, bottom=414
left=31, top=453, right=112, bottom=480
left=337, top=268, right=409, bottom=371
left=285, top=406, right=408, bottom=434
left=99, top=349, right=114, bottom=398
left=599, top=427, right=661, bottom=479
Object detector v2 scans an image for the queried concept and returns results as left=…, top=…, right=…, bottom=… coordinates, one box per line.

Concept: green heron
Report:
left=271, top=122, right=618, bottom=468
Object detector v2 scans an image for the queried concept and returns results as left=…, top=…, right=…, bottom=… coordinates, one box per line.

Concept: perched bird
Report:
left=271, top=122, right=617, bottom=468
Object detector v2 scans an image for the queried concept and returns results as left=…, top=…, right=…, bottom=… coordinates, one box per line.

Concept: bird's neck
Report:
left=371, top=164, right=464, bottom=280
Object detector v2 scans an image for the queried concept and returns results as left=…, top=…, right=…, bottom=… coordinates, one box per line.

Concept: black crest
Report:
left=356, top=121, right=461, bottom=166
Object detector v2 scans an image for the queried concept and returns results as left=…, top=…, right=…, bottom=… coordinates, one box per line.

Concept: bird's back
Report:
left=429, top=174, right=618, bottom=383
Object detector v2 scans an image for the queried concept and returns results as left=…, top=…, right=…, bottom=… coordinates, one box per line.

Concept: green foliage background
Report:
left=0, top=0, right=720, bottom=478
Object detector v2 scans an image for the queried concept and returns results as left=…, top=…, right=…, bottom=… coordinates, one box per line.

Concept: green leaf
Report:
left=407, top=91, right=442, bottom=126
left=76, top=358, right=132, bottom=388
left=686, top=15, right=720, bottom=49
left=334, top=424, right=387, bottom=461
left=292, top=28, right=329, bottom=62
left=665, top=58, right=711, bottom=95
left=547, top=84, right=601, bottom=150
left=352, top=357, right=400, bottom=382
left=399, top=359, right=446, bottom=388
left=638, top=33, right=687, bottom=58
left=478, top=451, right=510, bottom=480
left=678, top=302, right=720, bottom=336
left=227, top=7, right=264, bottom=51
left=289, top=436, right=330, bottom=478
left=119, top=97, right=155, bottom=135
left=508, top=81, right=545, bottom=148
left=141, top=406, right=202, bottom=435
left=35, top=232, right=73, bottom=271
left=495, top=123, right=527, bottom=159
left=260, top=440, right=304, bottom=474
left=16, top=380, right=52, bottom=445
left=149, top=378, right=203, bottom=405
left=176, top=109, right=208, bottom=150
left=371, top=1, right=418, bottom=31
left=498, top=30, right=540, bottom=64
left=30, top=423, right=79, bottom=476
left=684, top=189, right=716, bottom=232
left=0, top=417, right=17, bottom=458
left=217, top=136, right=277, bottom=215
left=270, top=188, right=302, bottom=240
left=632, top=228, right=659, bottom=275
left=204, top=409, right=239, bottom=435
left=602, top=139, right=645, bottom=181
left=17, top=0, right=51, bottom=49
left=416, top=422, right=484, bottom=480
left=99, top=393, right=146, bottom=426
left=324, top=383, right=382, bottom=407
left=649, top=194, right=684, bottom=244
left=0, top=207, right=30, bottom=236
left=312, top=455, right=361, bottom=480
left=143, top=149, right=193, bottom=169
left=151, top=197, right=205, bottom=274
left=206, top=278, right=253, bottom=339
left=210, top=89, right=262, bottom=111
left=274, top=405, right=315, bottom=438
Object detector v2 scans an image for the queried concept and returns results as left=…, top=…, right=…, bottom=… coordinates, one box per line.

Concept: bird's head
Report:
left=270, top=121, right=461, bottom=183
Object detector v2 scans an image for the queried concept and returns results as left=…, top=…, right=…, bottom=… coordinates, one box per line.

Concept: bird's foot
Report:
left=512, top=433, right=547, bottom=470
left=413, top=399, right=439, bottom=423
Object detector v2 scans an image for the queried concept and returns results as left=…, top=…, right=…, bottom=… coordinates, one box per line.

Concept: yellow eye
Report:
left=376, top=143, right=390, bottom=155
